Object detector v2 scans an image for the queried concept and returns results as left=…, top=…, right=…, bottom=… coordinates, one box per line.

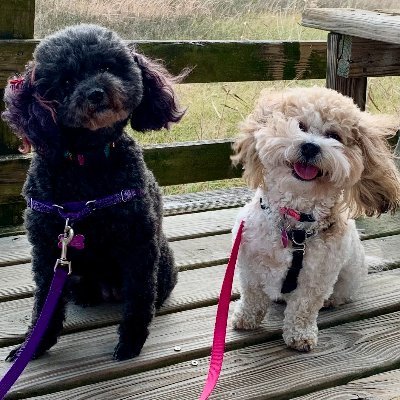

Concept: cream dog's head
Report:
left=232, top=87, right=400, bottom=217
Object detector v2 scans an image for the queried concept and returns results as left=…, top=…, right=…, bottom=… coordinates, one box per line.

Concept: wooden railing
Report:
left=0, top=0, right=331, bottom=228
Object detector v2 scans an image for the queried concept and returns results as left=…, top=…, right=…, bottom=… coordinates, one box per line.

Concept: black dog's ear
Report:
left=2, top=61, right=59, bottom=155
left=130, top=53, right=186, bottom=132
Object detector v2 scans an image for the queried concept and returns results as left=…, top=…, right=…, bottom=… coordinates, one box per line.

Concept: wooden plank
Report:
left=4, top=271, right=400, bottom=399
left=41, top=311, right=400, bottom=400
left=326, top=33, right=367, bottom=110
left=293, top=369, right=400, bottom=399
left=1, top=265, right=399, bottom=349
left=2, top=211, right=400, bottom=268
left=0, top=39, right=327, bottom=88
left=163, top=188, right=252, bottom=216
left=0, top=141, right=240, bottom=203
left=345, top=37, right=400, bottom=78
left=0, top=233, right=231, bottom=301
left=1, top=230, right=399, bottom=302
left=0, top=264, right=235, bottom=347
left=164, top=207, right=239, bottom=241
left=302, top=8, right=400, bottom=45
left=0, top=140, right=243, bottom=227
left=144, top=140, right=242, bottom=186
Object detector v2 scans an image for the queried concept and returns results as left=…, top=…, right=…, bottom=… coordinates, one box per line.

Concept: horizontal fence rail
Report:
left=0, top=39, right=328, bottom=86
left=0, top=140, right=242, bottom=227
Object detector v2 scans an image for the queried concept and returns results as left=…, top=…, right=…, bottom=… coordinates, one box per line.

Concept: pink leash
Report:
left=198, top=220, right=244, bottom=400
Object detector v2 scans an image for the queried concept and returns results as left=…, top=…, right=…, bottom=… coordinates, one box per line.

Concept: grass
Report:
left=34, top=0, right=400, bottom=194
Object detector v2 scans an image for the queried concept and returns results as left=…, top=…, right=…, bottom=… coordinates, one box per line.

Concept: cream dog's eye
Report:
left=326, top=131, right=342, bottom=142
left=298, top=121, right=307, bottom=132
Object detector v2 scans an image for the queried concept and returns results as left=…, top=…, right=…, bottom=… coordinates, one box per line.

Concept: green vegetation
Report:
left=34, top=0, right=400, bottom=193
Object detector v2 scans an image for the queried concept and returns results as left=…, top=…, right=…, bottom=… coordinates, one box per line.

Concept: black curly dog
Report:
left=2, top=24, right=184, bottom=361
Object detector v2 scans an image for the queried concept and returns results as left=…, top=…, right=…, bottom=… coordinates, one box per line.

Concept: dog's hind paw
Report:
left=113, top=341, right=143, bottom=361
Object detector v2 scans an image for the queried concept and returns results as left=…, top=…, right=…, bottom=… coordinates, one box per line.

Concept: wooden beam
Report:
left=0, top=39, right=328, bottom=89
left=326, top=33, right=367, bottom=111
left=0, top=140, right=242, bottom=227
left=336, top=37, right=400, bottom=79
left=302, top=8, right=400, bottom=45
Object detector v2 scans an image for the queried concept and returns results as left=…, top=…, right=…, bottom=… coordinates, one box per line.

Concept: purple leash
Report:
left=0, top=224, right=73, bottom=400
left=0, top=188, right=142, bottom=398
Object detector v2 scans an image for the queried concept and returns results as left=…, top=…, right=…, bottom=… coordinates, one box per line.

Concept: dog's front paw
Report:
left=6, top=344, right=48, bottom=362
left=283, top=328, right=318, bottom=352
left=232, top=304, right=264, bottom=330
left=113, top=341, right=143, bottom=361
left=6, top=346, right=21, bottom=362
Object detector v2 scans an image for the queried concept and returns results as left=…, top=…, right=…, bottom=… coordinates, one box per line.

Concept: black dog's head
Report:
left=3, top=24, right=184, bottom=155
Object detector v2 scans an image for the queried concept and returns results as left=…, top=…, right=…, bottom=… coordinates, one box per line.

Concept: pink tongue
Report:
left=294, top=162, right=319, bottom=180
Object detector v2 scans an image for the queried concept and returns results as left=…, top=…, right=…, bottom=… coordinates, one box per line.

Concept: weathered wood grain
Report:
left=293, top=368, right=400, bottom=399
left=5, top=276, right=400, bottom=399
left=0, top=264, right=236, bottom=346
left=1, top=265, right=400, bottom=351
left=302, top=8, right=400, bottom=45
left=0, top=233, right=232, bottom=302
left=2, top=205, right=400, bottom=267
left=2, top=217, right=400, bottom=270
left=343, top=37, right=400, bottom=78
left=326, top=33, right=367, bottom=110
left=0, top=39, right=327, bottom=89
left=0, top=141, right=239, bottom=200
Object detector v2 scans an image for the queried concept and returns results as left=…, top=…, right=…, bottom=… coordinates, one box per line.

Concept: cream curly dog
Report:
left=231, top=87, right=400, bottom=352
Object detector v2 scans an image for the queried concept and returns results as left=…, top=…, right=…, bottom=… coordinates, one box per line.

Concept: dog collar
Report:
left=279, top=206, right=315, bottom=222
left=63, top=141, right=115, bottom=166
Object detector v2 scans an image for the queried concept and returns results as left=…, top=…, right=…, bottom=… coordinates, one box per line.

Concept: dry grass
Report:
left=34, top=0, right=400, bottom=193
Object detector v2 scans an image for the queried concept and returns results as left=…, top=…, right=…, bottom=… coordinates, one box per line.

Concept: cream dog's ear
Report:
left=231, top=91, right=284, bottom=188
left=349, top=114, right=400, bottom=217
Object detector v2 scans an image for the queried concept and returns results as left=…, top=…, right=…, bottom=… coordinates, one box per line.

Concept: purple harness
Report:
left=0, top=188, right=142, bottom=399
left=28, top=188, right=142, bottom=221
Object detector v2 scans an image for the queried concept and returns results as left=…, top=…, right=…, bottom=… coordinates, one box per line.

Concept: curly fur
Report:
left=231, top=87, right=400, bottom=352
left=2, top=24, right=185, bottom=361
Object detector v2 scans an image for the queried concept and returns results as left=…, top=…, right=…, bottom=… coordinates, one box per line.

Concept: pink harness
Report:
left=198, top=220, right=244, bottom=399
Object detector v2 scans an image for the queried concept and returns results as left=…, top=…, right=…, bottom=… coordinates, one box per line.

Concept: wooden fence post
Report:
left=326, top=32, right=367, bottom=111
left=0, top=0, right=35, bottom=154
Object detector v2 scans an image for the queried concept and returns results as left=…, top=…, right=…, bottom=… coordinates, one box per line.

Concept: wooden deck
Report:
left=0, top=189, right=400, bottom=399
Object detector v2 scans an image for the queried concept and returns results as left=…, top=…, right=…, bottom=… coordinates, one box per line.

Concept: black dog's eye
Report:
left=298, top=121, right=307, bottom=132
left=99, top=64, right=111, bottom=73
left=326, top=131, right=342, bottom=142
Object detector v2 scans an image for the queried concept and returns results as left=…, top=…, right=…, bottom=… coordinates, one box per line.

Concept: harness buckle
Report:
left=54, top=258, right=72, bottom=275
left=55, top=220, right=74, bottom=275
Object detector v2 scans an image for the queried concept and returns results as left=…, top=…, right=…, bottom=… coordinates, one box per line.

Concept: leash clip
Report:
left=55, top=220, right=74, bottom=275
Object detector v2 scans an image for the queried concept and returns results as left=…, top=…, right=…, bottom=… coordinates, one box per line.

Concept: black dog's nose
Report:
left=300, top=142, right=320, bottom=160
left=88, top=88, right=105, bottom=104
